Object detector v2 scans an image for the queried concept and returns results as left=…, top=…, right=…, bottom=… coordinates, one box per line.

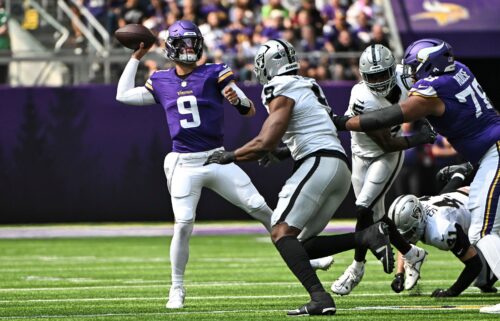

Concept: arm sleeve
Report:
left=116, top=58, right=157, bottom=106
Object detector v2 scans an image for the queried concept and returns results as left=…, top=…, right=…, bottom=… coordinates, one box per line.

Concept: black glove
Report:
left=436, top=162, right=474, bottom=182
left=332, top=115, right=352, bottom=131
left=391, top=273, right=405, bottom=293
left=204, top=151, right=236, bottom=165
left=258, top=147, right=291, bottom=167
left=431, top=288, right=458, bottom=297
left=406, top=119, right=437, bottom=147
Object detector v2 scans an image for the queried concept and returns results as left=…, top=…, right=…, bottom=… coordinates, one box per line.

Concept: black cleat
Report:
left=287, top=292, right=336, bottom=316
left=436, top=162, right=473, bottom=182
left=362, top=222, right=395, bottom=274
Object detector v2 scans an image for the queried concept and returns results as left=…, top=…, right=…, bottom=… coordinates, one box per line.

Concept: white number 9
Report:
left=177, top=95, right=201, bottom=128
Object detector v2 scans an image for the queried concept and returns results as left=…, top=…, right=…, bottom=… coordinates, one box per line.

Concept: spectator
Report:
left=353, top=10, right=372, bottom=46
left=117, top=0, right=147, bottom=27
left=323, top=10, right=351, bottom=53
left=332, top=29, right=360, bottom=80
left=320, top=0, right=348, bottom=23
left=199, top=11, right=225, bottom=53
left=0, top=0, right=9, bottom=84
left=181, top=0, right=199, bottom=23
left=262, top=0, right=289, bottom=20
left=368, top=23, right=389, bottom=47
left=299, top=25, right=324, bottom=52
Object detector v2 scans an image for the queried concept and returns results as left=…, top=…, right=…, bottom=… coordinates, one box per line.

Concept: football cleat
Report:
left=403, top=245, right=427, bottom=290
left=362, top=222, right=395, bottom=274
left=480, top=303, right=500, bottom=314
left=331, top=261, right=365, bottom=295
left=287, top=292, right=336, bottom=316
left=166, top=286, right=186, bottom=309
left=310, top=256, right=334, bottom=271
left=436, top=162, right=473, bottom=182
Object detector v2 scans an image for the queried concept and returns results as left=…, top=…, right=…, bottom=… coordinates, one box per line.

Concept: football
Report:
left=114, top=24, right=156, bottom=50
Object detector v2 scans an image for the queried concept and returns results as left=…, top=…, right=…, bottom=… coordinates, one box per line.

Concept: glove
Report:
left=431, top=288, right=458, bottom=297
left=204, top=151, right=236, bottom=165
left=391, top=273, right=405, bottom=293
left=332, top=115, right=352, bottom=131
left=436, top=162, right=474, bottom=182
left=258, top=147, right=291, bottom=167
left=406, top=119, right=437, bottom=147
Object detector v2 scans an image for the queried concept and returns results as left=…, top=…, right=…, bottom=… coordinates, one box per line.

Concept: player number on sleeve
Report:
left=177, top=96, right=201, bottom=129
left=455, top=79, right=493, bottom=118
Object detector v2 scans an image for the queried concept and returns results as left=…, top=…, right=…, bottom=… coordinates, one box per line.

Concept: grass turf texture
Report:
left=0, top=233, right=497, bottom=320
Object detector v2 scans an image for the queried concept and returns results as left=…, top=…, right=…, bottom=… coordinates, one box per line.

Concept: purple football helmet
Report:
left=402, top=38, right=455, bottom=82
left=164, top=20, right=203, bottom=64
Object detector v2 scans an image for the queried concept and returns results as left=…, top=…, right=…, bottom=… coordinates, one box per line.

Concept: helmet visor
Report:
left=171, top=37, right=200, bottom=50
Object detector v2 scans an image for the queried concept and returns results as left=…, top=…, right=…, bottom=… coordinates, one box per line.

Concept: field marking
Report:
left=0, top=279, right=486, bottom=292
left=0, top=305, right=488, bottom=320
left=0, top=289, right=489, bottom=304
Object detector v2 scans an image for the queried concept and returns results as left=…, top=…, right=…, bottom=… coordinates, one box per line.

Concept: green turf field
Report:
left=0, top=233, right=497, bottom=320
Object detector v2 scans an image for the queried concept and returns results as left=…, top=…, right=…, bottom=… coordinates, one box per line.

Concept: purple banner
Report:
left=391, top=0, right=500, bottom=57
left=0, top=84, right=356, bottom=223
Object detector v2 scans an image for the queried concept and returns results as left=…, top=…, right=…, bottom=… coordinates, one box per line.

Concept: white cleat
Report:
left=331, top=261, right=365, bottom=295
left=480, top=303, right=500, bottom=314
left=403, top=245, right=427, bottom=290
left=310, top=256, right=334, bottom=271
left=166, top=286, right=186, bottom=309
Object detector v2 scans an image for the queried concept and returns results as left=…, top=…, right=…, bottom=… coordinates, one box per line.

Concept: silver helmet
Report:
left=359, top=44, right=396, bottom=97
left=388, top=194, right=426, bottom=244
left=254, top=39, right=299, bottom=85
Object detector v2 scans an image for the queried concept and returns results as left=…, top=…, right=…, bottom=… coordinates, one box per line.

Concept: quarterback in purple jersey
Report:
left=115, top=20, right=275, bottom=310
left=335, top=38, right=500, bottom=313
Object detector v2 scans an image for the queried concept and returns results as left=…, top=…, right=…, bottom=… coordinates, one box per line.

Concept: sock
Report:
left=381, top=216, right=412, bottom=254
left=403, top=245, right=417, bottom=260
left=302, top=233, right=357, bottom=259
left=170, top=222, right=193, bottom=288
left=354, top=206, right=373, bottom=261
left=352, top=260, right=365, bottom=271
left=275, top=236, right=325, bottom=295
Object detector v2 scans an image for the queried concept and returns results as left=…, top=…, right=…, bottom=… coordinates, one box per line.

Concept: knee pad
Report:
left=246, top=193, right=267, bottom=213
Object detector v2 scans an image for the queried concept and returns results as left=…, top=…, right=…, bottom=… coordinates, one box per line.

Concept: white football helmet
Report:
left=254, top=39, right=299, bottom=85
left=359, top=44, right=396, bottom=97
left=388, top=194, right=426, bottom=244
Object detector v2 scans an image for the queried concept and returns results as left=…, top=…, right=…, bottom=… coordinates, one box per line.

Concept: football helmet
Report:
left=254, top=39, right=299, bottom=85
left=388, top=194, right=426, bottom=244
left=359, top=44, right=396, bottom=97
left=402, top=38, right=455, bottom=82
left=164, top=20, right=203, bottom=64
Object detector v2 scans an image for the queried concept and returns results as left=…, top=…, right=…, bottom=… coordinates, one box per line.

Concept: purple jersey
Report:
left=409, top=61, right=500, bottom=163
left=145, top=63, right=234, bottom=153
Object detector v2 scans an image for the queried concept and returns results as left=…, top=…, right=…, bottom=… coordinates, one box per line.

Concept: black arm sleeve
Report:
left=451, top=224, right=471, bottom=258
left=439, top=176, right=467, bottom=194
left=447, top=254, right=482, bottom=295
left=359, top=104, right=404, bottom=131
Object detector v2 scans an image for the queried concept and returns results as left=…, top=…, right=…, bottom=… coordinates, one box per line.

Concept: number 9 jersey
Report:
left=419, top=190, right=471, bottom=250
left=145, top=63, right=235, bottom=153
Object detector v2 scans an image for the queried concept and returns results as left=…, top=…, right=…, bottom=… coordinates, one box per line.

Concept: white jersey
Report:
left=420, top=191, right=471, bottom=250
left=261, top=75, right=345, bottom=160
left=346, top=65, right=409, bottom=158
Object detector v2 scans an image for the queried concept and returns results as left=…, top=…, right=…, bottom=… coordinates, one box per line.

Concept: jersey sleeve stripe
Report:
left=218, top=71, right=234, bottom=83
left=218, top=67, right=232, bottom=77
left=409, top=91, right=438, bottom=98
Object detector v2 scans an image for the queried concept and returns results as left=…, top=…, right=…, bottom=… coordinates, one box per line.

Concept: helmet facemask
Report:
left=359, top=44, right=397, bottom=97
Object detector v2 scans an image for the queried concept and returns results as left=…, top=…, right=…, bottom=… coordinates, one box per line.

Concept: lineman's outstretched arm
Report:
left=336, top=96, right=445, bottom=132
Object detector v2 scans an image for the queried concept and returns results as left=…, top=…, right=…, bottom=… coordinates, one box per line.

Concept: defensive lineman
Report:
left=332, top=44, right=433, bottom=295
left=205, top=39, right=394, bottom=316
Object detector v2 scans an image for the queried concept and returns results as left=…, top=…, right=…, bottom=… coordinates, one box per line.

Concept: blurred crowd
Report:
left=69, top=0, right=390, bottom=82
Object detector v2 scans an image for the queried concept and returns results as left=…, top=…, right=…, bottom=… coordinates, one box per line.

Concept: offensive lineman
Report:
left=334, top=38, right=500, bottom=314
left=205, top=39, right=395, bottom=316
left=332, top=44, right=433, bottom=295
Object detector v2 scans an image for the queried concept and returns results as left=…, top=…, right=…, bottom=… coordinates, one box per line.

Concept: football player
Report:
left=205, top=39, right=395, bottom=316
left=389, top=163, right=497, bottom=296
left=115, top=20, right=332, bottom=310
left=334, top=38, right=500, bottom=314
left=332, top=44, right=434, bottom=296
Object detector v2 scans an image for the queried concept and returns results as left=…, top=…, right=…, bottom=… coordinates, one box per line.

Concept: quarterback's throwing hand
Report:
left=204, top=151, right=236, bottom=165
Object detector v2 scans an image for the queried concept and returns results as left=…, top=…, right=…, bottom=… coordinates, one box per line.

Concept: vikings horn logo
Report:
left=412, top=0, right=469, bottom=26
